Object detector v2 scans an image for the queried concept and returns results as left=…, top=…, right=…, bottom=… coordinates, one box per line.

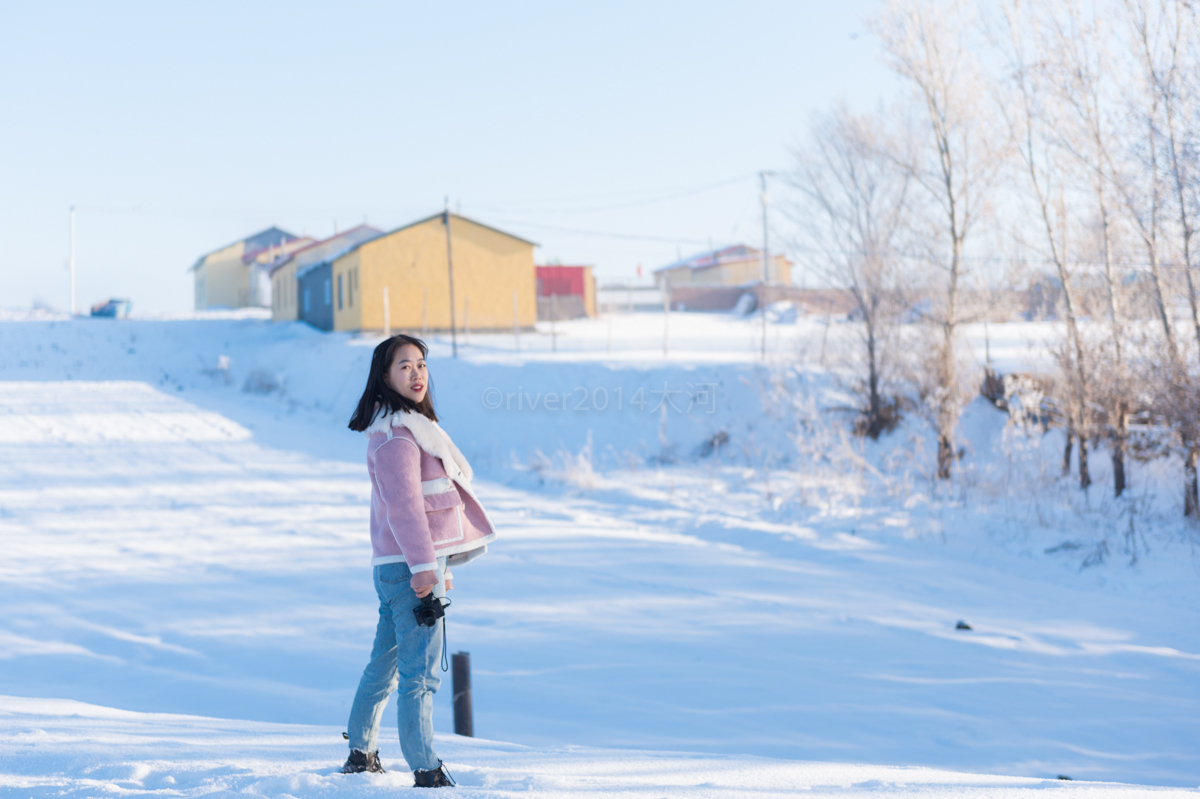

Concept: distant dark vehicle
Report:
left=90, top=299, right=132, bottom=318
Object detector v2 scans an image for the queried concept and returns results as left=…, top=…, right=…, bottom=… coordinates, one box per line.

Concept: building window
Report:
left=303, top=288, right=310, bottom=313
left=324, top=278, right=331, bottom=306
left=348, top=268, right=354, bottom=307
left=337, top=274, right=343, bottom=310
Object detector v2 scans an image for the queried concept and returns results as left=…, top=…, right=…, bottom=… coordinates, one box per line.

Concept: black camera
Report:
left=412, top=592, right=448, bottom=627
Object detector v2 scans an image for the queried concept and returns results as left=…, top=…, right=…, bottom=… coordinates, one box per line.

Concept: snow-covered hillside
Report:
left=1, top=312, right=1198, bottom=795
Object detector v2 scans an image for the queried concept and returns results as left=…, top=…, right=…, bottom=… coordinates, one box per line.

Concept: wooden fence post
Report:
left=662, top=278, right=670, bottom=357
left=452, top=652, right=473, bottom=737
left=383, top=286, right=391, bottom=338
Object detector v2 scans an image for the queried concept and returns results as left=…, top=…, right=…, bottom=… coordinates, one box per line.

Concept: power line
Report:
left=469, top=173, right=758, bottom=215
left=485, top=218, right=710, bottom=245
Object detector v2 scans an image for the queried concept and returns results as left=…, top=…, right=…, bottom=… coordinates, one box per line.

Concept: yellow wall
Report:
left=271, top=260, right=300, bottom=322
left=776, top=255, right=792, bottom=285
left=693, top=258, right=759, bottom=284
left=333, top=214, right=536, bottom=333
left=582, top=266, right=596, bottom=316
left=194, top=242, right=245, bottom=309
left=656, top=266, right=694, bottom=286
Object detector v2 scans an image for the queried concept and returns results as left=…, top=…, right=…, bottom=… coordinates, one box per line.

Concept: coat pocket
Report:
left=424, top=488, right=465, bottom=544
left=427, top=505, right=465, bottom=544
left=423, top=488, right=463, bottom=513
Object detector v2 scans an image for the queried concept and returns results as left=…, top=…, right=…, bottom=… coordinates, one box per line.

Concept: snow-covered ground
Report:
left=1, top=310, right=1198, bottom=795
left=5, top=697, right=1195, bottom=799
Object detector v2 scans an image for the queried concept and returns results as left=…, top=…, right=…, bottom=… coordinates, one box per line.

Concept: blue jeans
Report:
left=346, top=559, right=446, bottom=771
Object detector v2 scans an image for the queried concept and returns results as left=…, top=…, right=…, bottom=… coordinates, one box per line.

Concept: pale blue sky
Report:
left=0, top=1, right=896, bottom=313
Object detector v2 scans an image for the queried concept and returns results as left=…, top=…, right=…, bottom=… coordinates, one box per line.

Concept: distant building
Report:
left=652, top=244, right=791, bottom=288
left=268, top=225, right=383, bottom=324
left=596, top=285, right=663, bottom=312
left=190, top=227, right=314, bottom=310
left=536, top=264, right=596, bottom=320
left=323, top=212, right=537, bottom=333
left=647, top=244, right=795, bottom=312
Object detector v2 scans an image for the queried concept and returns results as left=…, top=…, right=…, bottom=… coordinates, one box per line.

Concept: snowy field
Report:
left=4, top=698, right=1195, bottom=799
left=1, top=310, right=1199, bottom=796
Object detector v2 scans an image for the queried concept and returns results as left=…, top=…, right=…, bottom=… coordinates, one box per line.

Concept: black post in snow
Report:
left=452, top=651, right=473, bottom=737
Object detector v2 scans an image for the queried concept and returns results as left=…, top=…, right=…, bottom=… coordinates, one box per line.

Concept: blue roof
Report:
left=241, top=227, right=298, bottom=255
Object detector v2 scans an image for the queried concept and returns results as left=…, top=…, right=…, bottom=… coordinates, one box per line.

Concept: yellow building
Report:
left=653, top=244, right=792, bottom=288
left=190, top=227, right=313, bottom=310
left=329, top=212, right=537, bottom=333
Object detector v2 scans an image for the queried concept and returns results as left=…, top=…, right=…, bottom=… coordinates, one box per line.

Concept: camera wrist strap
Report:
left=440, top=617, right=449, bottom=672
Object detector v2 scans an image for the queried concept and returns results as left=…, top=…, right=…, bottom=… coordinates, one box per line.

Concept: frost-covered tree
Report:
left=1115, top=0, right=1200, bottom=514
left=871, top=0, right=1007, bottom=478
left=993, top=0, right=1098, bottom=490
left=1044, top=0, right=1132, bottom=497
left=787, top=104, right=911, bottom=438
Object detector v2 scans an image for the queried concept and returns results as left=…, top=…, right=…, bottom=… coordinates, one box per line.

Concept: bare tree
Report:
left=1046, top=0, right=1132, bottom=497
left=993, top=0, right=1097, bottom=490
left=872, top=0, right=1007, bottom=479
left=1128, top=0, right=1200, bottom=348
left=788, top=103, right=911, bottom=438
left=1118, top=0, right=1200, bottom=514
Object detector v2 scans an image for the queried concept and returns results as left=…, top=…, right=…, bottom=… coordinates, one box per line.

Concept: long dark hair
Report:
left=348, top=335, right=438, bottom=431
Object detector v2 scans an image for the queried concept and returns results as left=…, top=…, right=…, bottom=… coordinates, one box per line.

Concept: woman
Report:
left=342, top=334, right=497, bottom=788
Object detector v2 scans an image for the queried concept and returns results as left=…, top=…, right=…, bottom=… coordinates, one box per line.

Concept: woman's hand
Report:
left=413, top=574, right=451, bottom=599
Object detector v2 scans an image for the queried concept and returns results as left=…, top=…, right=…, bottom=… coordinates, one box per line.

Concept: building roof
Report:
left=653, top=244, right=773, bottom=273
left=268, top=225, right=384, bottom=277
left=334, top=211, right=538, bottom=263
left=246, top=236, right=316, bottom=265
left=294, top=226, right=388, bottom=280
left=188, top=226, right=299, bottom=272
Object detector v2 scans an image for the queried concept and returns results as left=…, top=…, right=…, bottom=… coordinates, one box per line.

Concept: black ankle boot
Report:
left=413, top=760, right=455, bottom=787
left=341, top=748, right=385, bottom=774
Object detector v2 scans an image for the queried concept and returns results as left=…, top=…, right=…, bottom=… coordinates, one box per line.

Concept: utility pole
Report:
left=69, top=205, right=76, bottom=316
left=442, top=199, right=458, bottom=358
left=759, top=171, right=773, bottom=361
left=662, top=277, right=670, bottom=357
left=513, top=289, right=520, bottom=351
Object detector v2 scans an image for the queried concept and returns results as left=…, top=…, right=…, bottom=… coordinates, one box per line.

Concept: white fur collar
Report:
left=364, top=409, right=474, bottom=482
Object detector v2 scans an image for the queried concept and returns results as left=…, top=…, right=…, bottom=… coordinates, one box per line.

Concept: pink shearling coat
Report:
left=364, top=409, right=497, bottom=589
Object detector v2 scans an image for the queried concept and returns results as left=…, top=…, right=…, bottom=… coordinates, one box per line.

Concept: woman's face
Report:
left=385, top=343, right=428, bottom=404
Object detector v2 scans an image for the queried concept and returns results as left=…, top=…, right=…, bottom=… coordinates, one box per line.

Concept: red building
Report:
left=535, top=265, right=596, bottom=319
